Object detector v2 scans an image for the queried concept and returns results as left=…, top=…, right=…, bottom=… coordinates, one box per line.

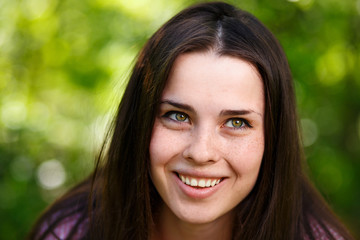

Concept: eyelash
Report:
left=162, top=111, right=253, bottom=130
left=224, top=118, right=252, bottom=130
left=163, top=111, right=190, bottom=123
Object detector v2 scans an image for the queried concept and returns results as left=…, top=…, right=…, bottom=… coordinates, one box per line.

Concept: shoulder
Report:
left=28, top=178, right=93, bottom=240
left=310, top=223, right=344, bottom=240
left=37, top=210, right=89, bottom=240
left=303, top=215, right=347, bottom=240
left=301, top=182, right=353, bottom=240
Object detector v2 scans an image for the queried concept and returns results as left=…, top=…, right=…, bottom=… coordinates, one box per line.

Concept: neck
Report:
left=151, top=205, right=234, bottom=240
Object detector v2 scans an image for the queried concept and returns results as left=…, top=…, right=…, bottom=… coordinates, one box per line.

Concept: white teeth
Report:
left=211, top=180, right=217, bottom=187
left=180, top=175, right=185, bottom=182
left=178, top=174, right=221, bottom=188
left=190, top=178, right=197, bottom=186
left=198, top=179, right=205, bottom=187
left=206, top=179, right=211, bottom=187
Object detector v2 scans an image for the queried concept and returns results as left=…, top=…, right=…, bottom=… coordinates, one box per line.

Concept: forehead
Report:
left=162, top=51, right=264, bottom=113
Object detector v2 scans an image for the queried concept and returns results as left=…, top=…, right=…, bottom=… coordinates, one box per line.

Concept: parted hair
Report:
left=28, top=2, right=353, bottom=240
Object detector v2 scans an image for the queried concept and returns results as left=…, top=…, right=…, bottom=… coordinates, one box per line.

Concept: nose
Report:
left=182, top=127, right=221, bottom=164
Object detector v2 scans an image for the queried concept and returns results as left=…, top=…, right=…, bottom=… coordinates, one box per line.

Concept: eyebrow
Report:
left=160, top=99, right=262, bottom=117
left=160, top=100, right=195, bottom=113
left=220, top=109, right=262, bottom=117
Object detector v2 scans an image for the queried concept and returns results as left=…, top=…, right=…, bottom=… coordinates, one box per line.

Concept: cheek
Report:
left=149, top=121, right=186, bottom=193
left=150, top=122, right=167, bottom=164
left=149, top=122, right=167, bottom=188
left=149, top=120, right=184, bottom=166
left=229, top=134, right=264, bottom=175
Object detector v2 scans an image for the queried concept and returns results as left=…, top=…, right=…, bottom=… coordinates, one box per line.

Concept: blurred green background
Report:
left=0, top=0, right=359, bottom=239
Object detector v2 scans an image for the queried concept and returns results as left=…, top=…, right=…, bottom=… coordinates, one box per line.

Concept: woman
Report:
left=28, top=2, right=354, bottom=240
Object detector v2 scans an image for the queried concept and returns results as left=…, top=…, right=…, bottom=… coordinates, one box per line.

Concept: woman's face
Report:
left=149, top=51, right=265, bottom=225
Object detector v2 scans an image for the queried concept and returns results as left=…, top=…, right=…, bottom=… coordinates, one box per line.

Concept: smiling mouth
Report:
left=176, top=173, right=223, bottom=188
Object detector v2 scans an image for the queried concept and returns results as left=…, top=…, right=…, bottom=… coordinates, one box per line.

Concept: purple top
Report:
left=39, top=213, right=344, bottom=240
left=39, top=212, right=88, bottom=240
left=304, top=218, right=345, bottom=240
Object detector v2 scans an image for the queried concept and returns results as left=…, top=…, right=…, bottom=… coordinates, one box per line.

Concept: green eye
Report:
left=225, top=119, right=245, bottom=128
left=175, top=113, right=187, bottom=121
left=232, top=119, right=244, bottom=128
left=167, top=112, right=189, bottom=122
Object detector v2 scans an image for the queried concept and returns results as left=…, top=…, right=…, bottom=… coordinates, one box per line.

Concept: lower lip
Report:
left=173, top=173, right=224, bottom=199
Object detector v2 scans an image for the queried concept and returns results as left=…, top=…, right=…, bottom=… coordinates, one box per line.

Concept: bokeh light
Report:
left=36, top=159, right=66, bottom=190
left=301, top=118, right=318, bottom=147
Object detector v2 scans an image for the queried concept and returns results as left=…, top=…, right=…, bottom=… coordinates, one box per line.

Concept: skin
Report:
left=149, top=51, right=265, bottom=240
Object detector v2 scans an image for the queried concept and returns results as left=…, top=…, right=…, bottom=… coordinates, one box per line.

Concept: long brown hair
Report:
left=28, top=2, right=353, bottom=240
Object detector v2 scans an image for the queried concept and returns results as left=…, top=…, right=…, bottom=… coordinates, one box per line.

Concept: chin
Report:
left=170, top=204, right=232, bottom=225
left=179, top=215, right=215, bottom=225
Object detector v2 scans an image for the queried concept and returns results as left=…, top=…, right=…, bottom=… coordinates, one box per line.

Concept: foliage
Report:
left=0, top=0, right=359, bottom=239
